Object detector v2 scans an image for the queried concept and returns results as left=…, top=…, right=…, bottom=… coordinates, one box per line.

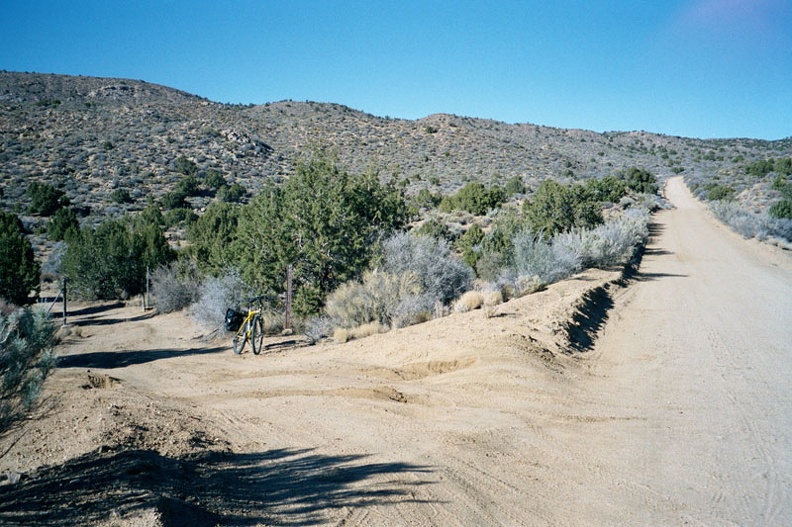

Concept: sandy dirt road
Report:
left=1, top=177, right=791, bottom=526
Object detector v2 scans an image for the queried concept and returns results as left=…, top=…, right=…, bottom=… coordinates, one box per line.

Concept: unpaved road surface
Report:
left=1, top=177, right=791, bottom=526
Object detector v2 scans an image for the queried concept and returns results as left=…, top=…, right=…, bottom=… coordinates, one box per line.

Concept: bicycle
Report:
left=227, top=297, right=265, bottom=355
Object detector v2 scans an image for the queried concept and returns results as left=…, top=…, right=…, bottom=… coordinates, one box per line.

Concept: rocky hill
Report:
left=1, top=71, right=790, bottom=218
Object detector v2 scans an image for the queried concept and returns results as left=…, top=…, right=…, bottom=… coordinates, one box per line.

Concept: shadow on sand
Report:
left=0, top=447, right=436, bottom=526
left=57, top=346, right=228, bottom=369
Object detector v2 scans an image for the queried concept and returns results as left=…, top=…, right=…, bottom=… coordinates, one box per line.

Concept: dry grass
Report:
left=454, top=291, right=484, bottom=313
left=333, top=322, right=387, bottom=343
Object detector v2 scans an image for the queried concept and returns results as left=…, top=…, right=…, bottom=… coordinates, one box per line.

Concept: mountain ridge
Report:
left=1, top=71, right=790, bottom=219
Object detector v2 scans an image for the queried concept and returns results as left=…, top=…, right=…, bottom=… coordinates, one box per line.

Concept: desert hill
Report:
left=2, top=71, right=790, bottom=221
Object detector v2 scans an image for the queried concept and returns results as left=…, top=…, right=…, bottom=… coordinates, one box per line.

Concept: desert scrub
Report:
left=380, top=232, right=474, bottom=305
left=151, top=260, right=200, bottom=313
left=709, top=200, right=792, bottom=243
left=190, top=269, right=251, bottom=334
left=333, top=322, right=386, bottom=344
left=324, top=270, right=422, bottom=329
left=453, top=290, right=484, bottom=313
left=0, top=307, right=56, bottom=439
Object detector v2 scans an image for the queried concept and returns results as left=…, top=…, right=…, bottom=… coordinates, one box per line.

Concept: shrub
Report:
left=390, top=294, right=436, bottom=328
left=333, top=322, right=385, bottom=343
left=151, top=261, right=200, bottom=313
left=621, top=167, right=658, bottom=194
left=512, top=232, right=581, bottom=285
left=708, top=201, right=792, bottom=242
left=0, top=212, right=40, bottom=305
left=523, top=180, right=602, bottom=235
left=110, top=188, right=133, bottom=204
left=453, top=290, right=484, bottom=313
left=190, top=269, right=251, bottom=333
left=217, top=183, right=247, bottom=203
left=324, top=270, right=422, bottom=329
left=160, top=189, right=189, bottom=210
left=705, top=184, right=735, bottom=201
left=414, top=218, right=454, bottom=242
left=26, top=182, right=69, bottom=216
left=380, top=232, right=474, bottom=305
left=456, top=223, right=486, bottom=269
left=504, top=176, right=525, bottom=196
left=303, top=315, right=333, bottom=343
left=0, top=307, right=56, bottom=440
left=175, top=155, right=199, bottom=176
left=47, top=207, right=79, bottom=242
left=204, top=169, right=226, bottom=190
left=584, top=175, right=628, bottom=203
left=769, top=199, right=792, bottom=220
left=164, top=207, right=198, bottom=228
left=439, top=182, right=506, bottom=215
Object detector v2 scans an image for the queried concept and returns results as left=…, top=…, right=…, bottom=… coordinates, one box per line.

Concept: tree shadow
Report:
left=57, top=346, right=228, bottom=369
left=0, top=447, right=436, bottom=526
left=70, top=311, right=158, bottom=327
left=55, top=302, right=125, bottom=318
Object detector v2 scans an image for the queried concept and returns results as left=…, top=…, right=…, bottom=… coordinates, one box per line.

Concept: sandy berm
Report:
left=1, top=177, right=790, bottom=526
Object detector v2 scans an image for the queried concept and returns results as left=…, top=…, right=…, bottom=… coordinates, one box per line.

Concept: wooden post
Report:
left=62, top=277, right=68, bottom=326
left=285, top=265, right=293, bottom=330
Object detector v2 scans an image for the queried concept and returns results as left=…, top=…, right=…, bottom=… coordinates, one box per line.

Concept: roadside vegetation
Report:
left=3, top=72, right=789, bottom=349
left=688, top=156, right=792, bottom=247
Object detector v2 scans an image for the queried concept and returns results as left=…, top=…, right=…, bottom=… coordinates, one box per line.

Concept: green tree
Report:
left=415, top=218, right=453, bottom=242
left=440, top=182, right=506, bottom=215
left=455, top=223, right=485, bottom=269
left=622, top=167, right=658, bottom=194
left=204, top=169, right=226, bottom=190
left=186, top=202, right=240, bottom=275
left=584, top=175, right=628, bottom=203
left=235, top=153, right=407, bottom=315
left=523, top=180, right=602, bottom=235
left=175, top=155, right=199, bottom=176
left=62, top=215, right=174, bottom=300
left=504, top=176, right=526, bottom=196
left=110, top=188, right=133, bottom=204
left=0, top=212, right=40, bottom=305
left=47, top=207, right=79, bottom=242
left=26, top=182, right=69, bottom=216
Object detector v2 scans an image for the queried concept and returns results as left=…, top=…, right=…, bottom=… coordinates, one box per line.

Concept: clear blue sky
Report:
left=2, top=1, right=791, bottom=140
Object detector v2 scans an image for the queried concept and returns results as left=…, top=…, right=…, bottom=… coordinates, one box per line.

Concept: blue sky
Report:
left=2, top=1, right=791, bottom=139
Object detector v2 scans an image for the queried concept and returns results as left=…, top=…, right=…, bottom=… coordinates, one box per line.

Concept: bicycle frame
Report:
left=232, top=298, right=265, bottom=354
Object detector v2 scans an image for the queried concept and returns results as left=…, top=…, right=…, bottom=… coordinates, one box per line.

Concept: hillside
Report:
left=2, top=71, right=790, bottom=221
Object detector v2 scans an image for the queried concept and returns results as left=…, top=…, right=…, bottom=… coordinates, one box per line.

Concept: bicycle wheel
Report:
left=251, top=316, right=265, bottom=355
left=232, top=325, right=248, bottom=354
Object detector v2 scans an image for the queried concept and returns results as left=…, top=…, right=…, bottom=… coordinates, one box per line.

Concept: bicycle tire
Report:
left=251, top=316, right=265, bottom=355
left=232, top=325, right=248, bottom=354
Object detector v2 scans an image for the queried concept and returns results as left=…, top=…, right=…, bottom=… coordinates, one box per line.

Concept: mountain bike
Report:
left=227, top=297, right=265, bottom=355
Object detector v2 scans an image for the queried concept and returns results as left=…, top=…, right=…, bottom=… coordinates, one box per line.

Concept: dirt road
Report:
left=2, top=177, right=790, bottom=525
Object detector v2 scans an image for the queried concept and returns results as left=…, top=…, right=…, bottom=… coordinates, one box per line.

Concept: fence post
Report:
left=285, top=264, right=293, bottom=330
left=62, top=277, right=68, bottom=326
